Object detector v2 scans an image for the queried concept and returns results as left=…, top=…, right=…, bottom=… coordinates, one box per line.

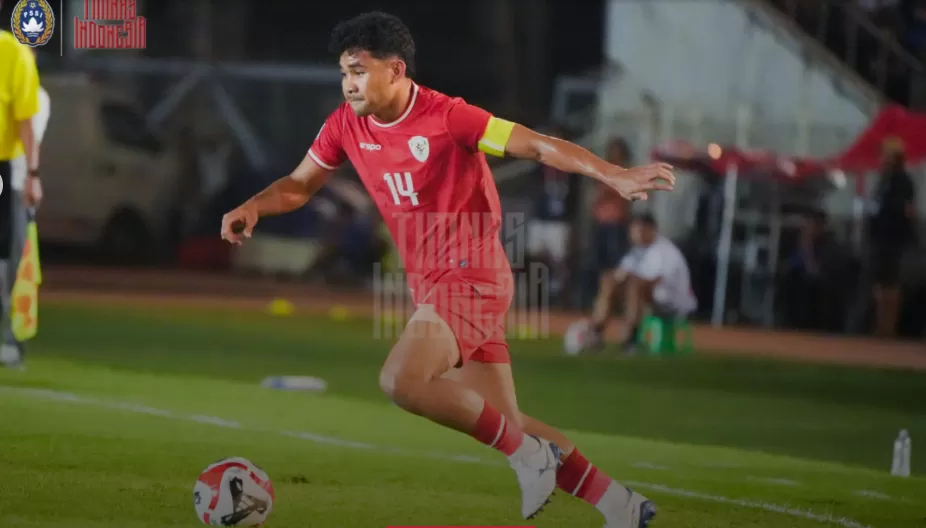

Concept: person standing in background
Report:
left=781, top=210, right=853, bottom=332
left=868, top=138, right=917, bottom=338
left=907, top=0, right=926, bottom=60
left=0, top=33, right=44, bottom=368
left=586, top=138, right=632, bottom=318
left=525, top=124, right=582, bottom=302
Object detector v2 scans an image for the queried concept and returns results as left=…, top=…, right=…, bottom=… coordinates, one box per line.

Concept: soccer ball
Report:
left=563, top=319, right=592, bottom=356
left=193, top=457, right=275, bottom=526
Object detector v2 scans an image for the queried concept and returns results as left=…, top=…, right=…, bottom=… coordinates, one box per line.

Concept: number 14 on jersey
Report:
left=384, top=172, right=420, bottom=206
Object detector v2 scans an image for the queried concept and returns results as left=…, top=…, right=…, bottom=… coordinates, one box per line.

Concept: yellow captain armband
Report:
left=477, top=117, right=515, bottom=157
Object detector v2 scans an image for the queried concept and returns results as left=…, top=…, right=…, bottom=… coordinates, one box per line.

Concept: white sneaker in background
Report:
left=1, top=344, right=23, bottom=369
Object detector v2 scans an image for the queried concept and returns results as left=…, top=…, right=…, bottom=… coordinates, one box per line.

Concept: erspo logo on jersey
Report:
left=73, top=0, right=146, bottom=50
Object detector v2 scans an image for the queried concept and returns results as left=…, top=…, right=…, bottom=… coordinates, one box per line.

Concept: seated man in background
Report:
left=588, top=213, right=697, bottom=352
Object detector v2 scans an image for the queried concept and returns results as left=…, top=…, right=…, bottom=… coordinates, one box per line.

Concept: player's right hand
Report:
left=220, top=203, right=259, bottom=245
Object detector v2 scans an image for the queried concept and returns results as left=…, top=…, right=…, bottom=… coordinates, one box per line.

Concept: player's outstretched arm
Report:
left=503, top=124, right=675, bottom=201
left=220, top=156, right=332, bottom=245
left=447, top=102, right=674, bottom=200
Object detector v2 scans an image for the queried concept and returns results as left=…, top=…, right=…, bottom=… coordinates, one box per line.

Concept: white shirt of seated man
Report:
left=617, top=225, right=697, bottom=317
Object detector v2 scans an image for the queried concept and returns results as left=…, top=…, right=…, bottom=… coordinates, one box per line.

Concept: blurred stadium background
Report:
left=1, top=1, right=925, bottom=527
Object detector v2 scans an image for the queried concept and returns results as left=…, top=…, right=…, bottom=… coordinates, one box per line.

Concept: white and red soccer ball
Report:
left=194, top=457, right=275, bottom=526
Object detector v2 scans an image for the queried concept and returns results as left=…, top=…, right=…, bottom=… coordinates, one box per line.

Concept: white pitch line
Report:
left=2, top=386, right=875, bottom=528
left=854, top=490, right=892, bottom=500
left=748, top=476, right=803, bottom=487
left=632, top=461, right=670, bottom=471
left=698, top=460, right=744, bottom=469
left=281, top=430, right=376, bottom=451
left=626, top=482, right=872, bottom=528
left=190, top=415, right=242, bottom=428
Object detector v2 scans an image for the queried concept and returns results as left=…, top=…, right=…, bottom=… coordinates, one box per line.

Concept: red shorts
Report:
left=410, top=270, right=514, bottom=365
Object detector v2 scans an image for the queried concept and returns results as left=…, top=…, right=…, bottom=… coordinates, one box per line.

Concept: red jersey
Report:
left=308, top=83, right=516, bottom=298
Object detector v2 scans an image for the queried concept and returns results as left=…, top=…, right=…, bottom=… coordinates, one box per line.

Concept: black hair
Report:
left=630, top=212, right=658, bottom=229
left=329, top=12, right=416, bottom=78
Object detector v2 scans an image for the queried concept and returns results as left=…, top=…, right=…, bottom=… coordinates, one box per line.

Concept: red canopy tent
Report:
left=651, top=140, right=828, bottom=181
left=830, top=105, right=926, bottom=174
left=649, top=105, right=925, bottom=327
left=652, top=104, right=926, bottom=183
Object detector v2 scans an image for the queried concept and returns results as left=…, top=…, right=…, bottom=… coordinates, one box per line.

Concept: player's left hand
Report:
left=605, top=163, right=676, bottom=201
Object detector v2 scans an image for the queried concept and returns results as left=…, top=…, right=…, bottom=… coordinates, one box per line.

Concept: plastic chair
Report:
left=637, top=314, right=694, bottom=356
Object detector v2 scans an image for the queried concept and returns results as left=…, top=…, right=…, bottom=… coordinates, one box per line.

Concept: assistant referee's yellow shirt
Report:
left=0, top=30, right=40, bottom=160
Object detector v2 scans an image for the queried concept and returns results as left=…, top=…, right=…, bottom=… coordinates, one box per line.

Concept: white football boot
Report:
left=508, top=435, right=561, bottom=519
left=601, top=484, right=657, bottom=528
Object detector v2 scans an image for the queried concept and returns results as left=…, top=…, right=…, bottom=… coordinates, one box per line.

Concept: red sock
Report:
left=556, top=449, right=611, bottom=505
left=472, top=402, right=523, bottom=456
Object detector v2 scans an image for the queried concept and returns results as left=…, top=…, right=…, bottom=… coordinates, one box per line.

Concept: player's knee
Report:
left=378, top=364, right=424, bottom=411
left=378, top=366, right=397, bottom=399
left=378, top=364, right=406, bottom=401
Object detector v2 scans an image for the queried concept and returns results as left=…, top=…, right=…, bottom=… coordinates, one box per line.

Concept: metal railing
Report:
left=38, top=54, right=344, bottom=173
left=769, top=0, right=925, bottom=107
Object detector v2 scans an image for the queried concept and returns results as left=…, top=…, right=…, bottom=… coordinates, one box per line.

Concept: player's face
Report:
left=339, top=51, right=397, bottom=117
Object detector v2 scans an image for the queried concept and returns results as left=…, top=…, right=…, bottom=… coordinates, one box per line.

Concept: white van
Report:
left=36, top=73, right=180, bottom=263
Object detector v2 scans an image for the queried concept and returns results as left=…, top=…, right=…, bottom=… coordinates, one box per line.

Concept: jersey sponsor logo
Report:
left=408, top=135, right=429, bottom=162
left=360, top=142, right=382, bottom=151
left=11, top=0, right=55, bottom=47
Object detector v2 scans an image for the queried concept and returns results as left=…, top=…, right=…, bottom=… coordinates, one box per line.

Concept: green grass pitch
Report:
left=1, top=300, right=924, bottom=527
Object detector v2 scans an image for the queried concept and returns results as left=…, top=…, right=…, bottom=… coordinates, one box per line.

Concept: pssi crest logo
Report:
left=10, top=0, right=56, bottom=48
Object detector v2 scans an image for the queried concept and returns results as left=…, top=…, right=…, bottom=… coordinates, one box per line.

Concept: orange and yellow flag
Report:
left=10, top=219, right=41, bottom=342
